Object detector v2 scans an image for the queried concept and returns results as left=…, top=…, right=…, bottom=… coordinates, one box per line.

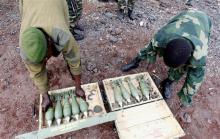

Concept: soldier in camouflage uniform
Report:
left=66, top=0, right=84, bottom=41
left=117, top=0, right=135, bottom=20
left=122, top=10, right=212, bottom=107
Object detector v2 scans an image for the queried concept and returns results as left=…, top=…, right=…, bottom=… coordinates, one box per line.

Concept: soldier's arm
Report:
left=178, top=66, right=205, bottom=106
left=51, top=28, right=81, bottom=87
left=62, top=37, right=81, bottom=76
left=24, top=62, right=49, bottom=93
left=63, top=0, right=71, bottom=26
left=62, top=38, right=86, bottom=99
left=138, top=37, right=160, bottom=64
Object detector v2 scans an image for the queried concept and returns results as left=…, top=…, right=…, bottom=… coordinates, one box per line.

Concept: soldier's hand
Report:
left=42, top=92, right=52, bottom=112
left=75, top=87, right=86, bottom=100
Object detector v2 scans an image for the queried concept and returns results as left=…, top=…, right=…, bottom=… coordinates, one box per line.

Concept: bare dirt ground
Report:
left=0, top=0, right=220, bottom=138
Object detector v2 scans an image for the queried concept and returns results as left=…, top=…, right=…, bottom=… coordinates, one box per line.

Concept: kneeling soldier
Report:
left=122, top=10, right=212, bottom=107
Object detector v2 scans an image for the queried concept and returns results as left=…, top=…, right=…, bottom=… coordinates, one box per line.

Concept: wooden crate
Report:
left=16, top=73, right=185, bottom=139
left=114, top=100, right=185, bottom=139
left=16, top=112, right=117, bottom=139
left=39, top=82, right=106, bottom=129
left=103, top=72, right=163, bottom=111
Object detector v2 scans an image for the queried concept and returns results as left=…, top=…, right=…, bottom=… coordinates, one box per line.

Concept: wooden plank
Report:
left=39, top=94, right=42, bottom=130
left=117, top=116, right=185, bottom=139
left=15, top=111, right=118, bottom=139
left=115, top=100, right=172, bottom=130
left=103, top=72, right=163, bottom=111
left=39, top=82, right=106, bottom=129
left=115, top=100, right=185, bottom=139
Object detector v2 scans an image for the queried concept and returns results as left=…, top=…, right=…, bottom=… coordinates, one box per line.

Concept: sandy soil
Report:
left=0, top=0, right=219, bottom=138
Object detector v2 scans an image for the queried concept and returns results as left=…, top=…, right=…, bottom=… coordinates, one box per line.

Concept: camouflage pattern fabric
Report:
left=118, top=0, right=134, bottom=11
left=66, top=0, right=83, bottom=27
left=138, top=10, right=212, bottom=106
left=127, top=0, right=135, bottom=11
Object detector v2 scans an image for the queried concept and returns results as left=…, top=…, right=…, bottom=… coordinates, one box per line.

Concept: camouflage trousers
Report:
left=66, top=0, right=83, bottom=27
left=168, top=66, right=205, bottom=106
left=117, top=0, right=134, bottom=11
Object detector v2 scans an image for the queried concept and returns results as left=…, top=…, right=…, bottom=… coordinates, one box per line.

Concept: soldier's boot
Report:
left=121, top=56, right=141, bottom=72
left=128, top=9, right=134, bottom=20
left=74, top=24, right=84, bottom=32
left=70, top=28, right=84, bottom=41
left=161, top=78, right=173, bottom=99
left=185, top=0, right=193, bottom=6
left=117, top=9, right=126, bottom=20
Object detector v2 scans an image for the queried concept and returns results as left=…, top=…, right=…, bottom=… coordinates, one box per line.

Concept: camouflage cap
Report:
left=21, top=27, right=47, bottom=63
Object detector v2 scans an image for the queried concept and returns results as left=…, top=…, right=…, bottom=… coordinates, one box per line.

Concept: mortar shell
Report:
left=65, top=116, right=70, bottom=123
left=118, top=102, right=123, bottom=107
left=47, top=120, right=52, bottom=127
left=83, top=112, right=88, bottom=118
left=56, top=119, right=61, bottom=125
left=127, top=98, right=131, bottom=103
left=74, top=114, right=79, bottom=120
left=135, top=96, right=140, bottom=102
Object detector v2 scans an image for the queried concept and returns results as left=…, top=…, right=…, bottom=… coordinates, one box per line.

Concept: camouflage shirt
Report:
left=138, top=10, right=212, bottom=106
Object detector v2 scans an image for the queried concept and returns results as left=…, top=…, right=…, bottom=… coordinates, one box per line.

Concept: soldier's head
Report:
left=20, top=27, right=47, bottom=63
left=163, top=38, right=193, bottom=68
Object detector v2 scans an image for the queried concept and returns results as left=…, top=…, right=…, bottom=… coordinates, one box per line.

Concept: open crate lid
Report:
left=102, top=72, right=185, bottom=138
left=115, top=100, right=185, bottom=139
